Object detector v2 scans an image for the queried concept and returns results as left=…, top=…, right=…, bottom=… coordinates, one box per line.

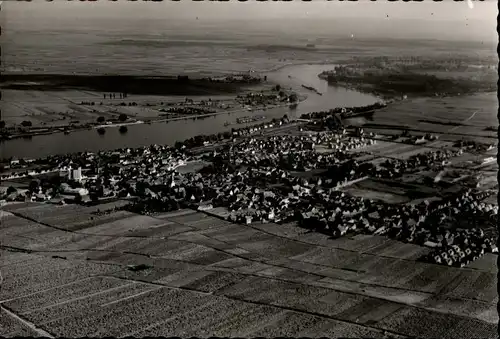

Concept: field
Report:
left=371, top=93, right=497, bottom=139
left=175, top=161, right=211, bottom=174
left=343, top=133, right=497, bottom=205
left=0, top=89, right=245, bottom=129
left=353, top=141, right=438, bottom=160
left=344, top=187, right=411, bottom=204
left=344, top=178, right=440, bottom=204
left=1, top=90, right=154, bottom=127
left=1, top=14, right=498, bottom=337
left=0, top=202, right=497, bottom=338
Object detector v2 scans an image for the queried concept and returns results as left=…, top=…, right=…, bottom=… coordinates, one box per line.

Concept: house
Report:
left=61, top=183, right=89, bottom=196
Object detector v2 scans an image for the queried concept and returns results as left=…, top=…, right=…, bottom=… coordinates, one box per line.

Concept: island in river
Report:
left=0, top=72, right=304, bottom=141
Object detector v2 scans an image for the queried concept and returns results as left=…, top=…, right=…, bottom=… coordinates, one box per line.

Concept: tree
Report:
left=97, top=128, right=106, bottom=135
left=289, top=93, right=298, bottom=102
left=97, top=116, right=106, bottom=123
left=74, top=194, right=83, bottom=204
left=135, top=181, right=149, bottom=197
left=275, top=84, right=281, bottom=92
left=29, top=180, right=40, bottom=192
left=7, top=186, right=16, bottom=195
left=119, top=126, right=128, bottom=134
left=278, top=91, right=285, bottom=98
left=0, top=121, right=5, bottom=129
left=21, top=120, right=32, bottom=127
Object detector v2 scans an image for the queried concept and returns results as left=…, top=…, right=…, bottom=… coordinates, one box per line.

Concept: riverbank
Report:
left=0, top=72, right=303, bottom=139
left=0, top=63, right=380, bottom=159
left=2, top=58, right=494, bottom=161
left=1, top=98, right=305, bottom=142
left=318, top=63, right=496, bottom=99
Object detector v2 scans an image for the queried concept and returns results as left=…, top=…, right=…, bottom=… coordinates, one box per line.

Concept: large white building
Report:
left=67, top=167, right=83, bottom=182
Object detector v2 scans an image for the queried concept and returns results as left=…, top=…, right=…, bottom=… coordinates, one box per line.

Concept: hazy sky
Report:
left=4, top=0, right=495, bottom=21
left=2, top=0, right=497, bottom=42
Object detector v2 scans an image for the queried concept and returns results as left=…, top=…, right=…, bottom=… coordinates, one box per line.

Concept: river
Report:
left=0, top=64, right=379, bottom=159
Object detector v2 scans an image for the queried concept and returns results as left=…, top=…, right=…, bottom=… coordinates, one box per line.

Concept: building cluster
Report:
left=420, top=190, right=498, bottom=266
left=454, top=139, right=495, bottom=153
left=300, top=102, right=386, bottom=120
left=236, top=91, right=293, bottom=107
left=1, top=145, right=192, bottom=204
left=235, top=115, right=267, bottom=125
left=172, top=116, right=292, bottom=150
left=319, top=66, right=360, bottom=78
left=296, top=189, right=497, bottom=267
left=370, top=149, right=464, bottom=179
left=215, top=134, right=374, bottom=171
left=114, top=136, right=491, bottom=253
left=403, top=133, right=439, bottom=145
left=159, top=107, right=216, bottom=116
left=204, top=74, right=262, bottom=84
left=230, top=119, right=291, bottom=137
left=1, top=113, right=496, bottom=268
left=0, top=130, right=478, bottom=213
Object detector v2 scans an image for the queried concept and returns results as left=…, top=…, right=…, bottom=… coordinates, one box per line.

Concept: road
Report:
left=447, top=109, right=480, bottom=133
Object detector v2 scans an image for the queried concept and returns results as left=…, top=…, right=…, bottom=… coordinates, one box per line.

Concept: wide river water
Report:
left=0, top=64, right=379, bottom=159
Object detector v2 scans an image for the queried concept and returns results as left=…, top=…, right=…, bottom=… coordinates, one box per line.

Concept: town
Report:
left=1, top=109, right=497, bottom=270
left=2, top=3, right=498, bottom=336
